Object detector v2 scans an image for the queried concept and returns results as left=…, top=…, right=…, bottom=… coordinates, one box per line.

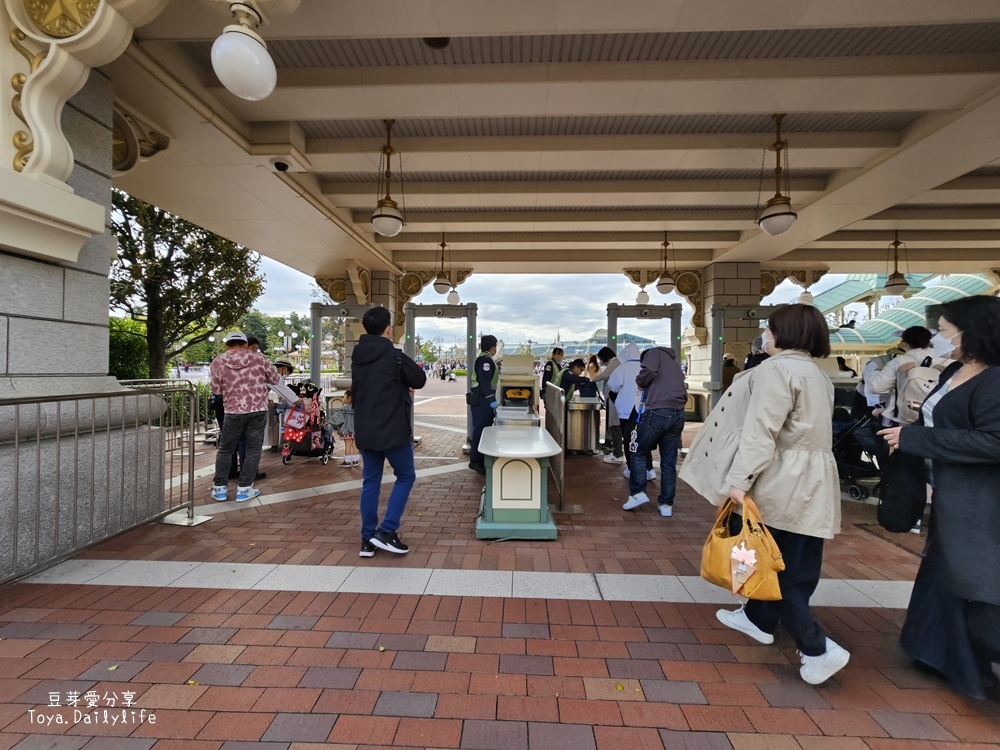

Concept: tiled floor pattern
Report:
left=1, top=583, right=998, bottom=750
left=4, top=385, right=992, bottom=748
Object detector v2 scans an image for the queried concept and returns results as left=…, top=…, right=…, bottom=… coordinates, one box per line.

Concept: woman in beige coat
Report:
left=680, top=303, right=848, bottom=685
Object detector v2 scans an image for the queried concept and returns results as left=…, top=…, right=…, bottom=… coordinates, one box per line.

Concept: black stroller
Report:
left=832, top=409, right=883, bottom=500
left=281, top=382, right=335, bottom=465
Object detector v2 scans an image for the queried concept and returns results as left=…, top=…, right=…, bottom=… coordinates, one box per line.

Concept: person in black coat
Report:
left=880, top=295, right=1000, bottom=701
left=468, top=335, right=499, bottom=476
left=351, top=306, right=427, bottom=558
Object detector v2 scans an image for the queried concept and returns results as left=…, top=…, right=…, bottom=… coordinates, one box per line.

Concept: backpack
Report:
left=894, top=355, right=948, bottom=424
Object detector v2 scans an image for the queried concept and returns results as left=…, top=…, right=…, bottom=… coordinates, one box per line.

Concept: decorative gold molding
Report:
left=111, top=104, right=169, bottom=172
left=674, top=270, right=704, bottom=328
left=623, top=268, right=660, bottom=287
left=315, top=277, right=349, bottom=303
left=347, top=261, right=370, bottom=303
left=9, top=27, right=47, bottom=172
left=761, top=269, right=827, bottom=296
left=24, top=0, right=98, bottom=38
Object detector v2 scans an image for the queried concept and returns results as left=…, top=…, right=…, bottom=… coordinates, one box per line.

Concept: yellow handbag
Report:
left=700, top=496, right=785, bottom=601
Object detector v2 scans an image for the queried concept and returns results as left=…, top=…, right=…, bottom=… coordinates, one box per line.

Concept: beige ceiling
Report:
left=107, top=0, right=1000, bottom=279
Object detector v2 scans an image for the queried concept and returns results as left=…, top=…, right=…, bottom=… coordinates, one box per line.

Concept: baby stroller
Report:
left=832, top=409, right=882, bottom=500
left=281, top=383, right=335, bottom=465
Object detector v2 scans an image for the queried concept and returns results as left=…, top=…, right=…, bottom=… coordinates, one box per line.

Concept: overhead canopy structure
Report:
left=829, top=274, right=999, bottom=348
left=104, top=1, right=1000, bottom=281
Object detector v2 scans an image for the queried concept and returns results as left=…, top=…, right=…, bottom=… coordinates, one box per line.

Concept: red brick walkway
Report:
left=1, top=383, right=996, bottom=748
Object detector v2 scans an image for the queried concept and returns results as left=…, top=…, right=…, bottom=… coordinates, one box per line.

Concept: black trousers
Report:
left=730, top=516, right=828, bottom=656
left=469, top=400, right=495, bottom=465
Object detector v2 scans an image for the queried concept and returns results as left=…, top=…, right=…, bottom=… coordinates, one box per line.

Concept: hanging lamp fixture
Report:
left=635, top=286, right=650, bottom=305
left=371, top=119, right=405, bottom=237
left=432, top=234, right=451, bottom=294
left=656, top=231, right=676, bottom=294
left=883, top=230, right=909, bottom=296
left=755, top=113, right=797, bottom=236
left=211, top=2, right=277, bottom=101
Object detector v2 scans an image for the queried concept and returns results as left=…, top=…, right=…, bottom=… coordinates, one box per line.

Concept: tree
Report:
left=239, top=310, right=272, bottom=353
left=108, top=317, right=149, bottom=380
left=110, top=190, right=265, bottom=378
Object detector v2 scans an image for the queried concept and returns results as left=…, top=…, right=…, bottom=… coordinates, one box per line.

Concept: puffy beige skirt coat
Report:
left=679, top=350, right=841, bottom=539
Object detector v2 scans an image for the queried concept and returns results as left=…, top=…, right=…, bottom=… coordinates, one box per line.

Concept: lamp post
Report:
left=277, top=317, right=298, bottom=360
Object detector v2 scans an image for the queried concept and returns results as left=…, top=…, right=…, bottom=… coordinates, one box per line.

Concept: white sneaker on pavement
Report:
left=659, top=504, right=673, bottom=517
left=646, top=469, right=656, bottom=481
left=716, top=606, right=774, bottom=645
left=622, top=492, right=650, bottom=511
left=603, top=453, right=624, bottom=464
left=799, top=638, right=851, bottom=685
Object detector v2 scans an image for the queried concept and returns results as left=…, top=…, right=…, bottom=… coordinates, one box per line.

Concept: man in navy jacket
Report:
left=352, top=307, right=427, bottom=558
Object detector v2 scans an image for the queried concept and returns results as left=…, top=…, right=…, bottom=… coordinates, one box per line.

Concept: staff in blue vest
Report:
left=468, top=335, right=499, bottom=476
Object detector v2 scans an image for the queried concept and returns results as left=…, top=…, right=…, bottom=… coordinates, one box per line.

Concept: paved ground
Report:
left=1, top=378, right=997, bottom=749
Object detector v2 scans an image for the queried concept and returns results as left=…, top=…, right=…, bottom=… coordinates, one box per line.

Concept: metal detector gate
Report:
left=706, top=304, right=776, bottom=407
left=309, top=302, right=375, bottom=384
left=403, top=303, right=479, bottom=450
left=607, top=303, right=683, bottom=352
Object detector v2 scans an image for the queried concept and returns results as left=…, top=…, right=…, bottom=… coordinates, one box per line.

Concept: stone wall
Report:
left=0, top=69, right=117, bottom=397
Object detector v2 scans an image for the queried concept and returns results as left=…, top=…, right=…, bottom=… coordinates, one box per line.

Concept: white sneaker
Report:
left=622, top=492, right=649, bottom=511
left=716, top=606, right=774, bottom=645
left=659, top=504, right=673, bottom=517
left=623, top=468, right=630, bottom=479
left=235, top=485, right=260, bottom=503
left=799, top=638, right=851, bottom=685
left=646, top=469, right=656, bottom=481
left=603, top=453, right=624, bottom=464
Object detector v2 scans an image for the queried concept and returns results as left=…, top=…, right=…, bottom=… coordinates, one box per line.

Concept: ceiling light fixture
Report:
left=211, top=2, right=277, bottom=101
left=421, top=37, right=452, bottom=50
left=883, top=230, right=909, bottom=296
left=636, top=287, right=650, bottom=305
left=656, top=231, right=676, bottom=294
left=755, top=113, right=797, bottom=236
left=433, top=234, right=451, bottom=294
left=371, top=119, right=405, bottom=237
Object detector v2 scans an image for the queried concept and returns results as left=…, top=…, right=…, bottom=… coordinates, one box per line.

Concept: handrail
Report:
left=0, top=382, right=197, bottom=585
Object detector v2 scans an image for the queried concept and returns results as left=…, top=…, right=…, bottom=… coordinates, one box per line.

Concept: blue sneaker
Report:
left=235, top=485, right=260, bottom=503
left=211, top=485, right=228, bottom=502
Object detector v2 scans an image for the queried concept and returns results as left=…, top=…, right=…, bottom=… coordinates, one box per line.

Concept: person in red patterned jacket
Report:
left=209, top=331, right=280, bottom=503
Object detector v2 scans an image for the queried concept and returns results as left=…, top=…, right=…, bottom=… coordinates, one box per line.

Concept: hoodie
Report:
left=607, top=343, right=642, bottom=420
left=351, top=333, right=427, bottom=451
left=209, top=349, right=279, bottom=414
left=636, top=346, right=687, bottom=410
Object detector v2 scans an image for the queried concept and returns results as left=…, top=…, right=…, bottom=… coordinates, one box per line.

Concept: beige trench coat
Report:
left=679, top=350, right=841, bottom=539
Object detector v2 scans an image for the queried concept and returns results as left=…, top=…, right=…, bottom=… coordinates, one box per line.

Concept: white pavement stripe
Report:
left=414, top=420, right=468, bottom=434
left=193, top=461, right=469, bottom=514
left=20, top=559, right=914, bottom=608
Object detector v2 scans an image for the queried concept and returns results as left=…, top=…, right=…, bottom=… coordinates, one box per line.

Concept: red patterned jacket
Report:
left=209, top=349, right=279, bottom=414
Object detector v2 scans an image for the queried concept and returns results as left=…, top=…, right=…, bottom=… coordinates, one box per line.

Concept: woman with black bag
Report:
left=880, top=295, right=1000, bottom=701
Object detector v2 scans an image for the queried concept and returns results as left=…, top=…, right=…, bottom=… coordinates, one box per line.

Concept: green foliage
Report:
left=109, top=190, right=265, bottom=378
left=108, top=317, right=150, bottom=380
left=239, top=310, right=272, bottom=352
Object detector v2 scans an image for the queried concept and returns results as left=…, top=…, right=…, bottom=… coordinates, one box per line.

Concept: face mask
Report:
left=759, top=329, right=771, bottom=352
left=930, top=331, right=959, bottom=359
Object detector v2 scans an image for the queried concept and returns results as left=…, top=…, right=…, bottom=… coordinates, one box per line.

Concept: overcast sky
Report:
left=254, top=256, right=847, bottom=350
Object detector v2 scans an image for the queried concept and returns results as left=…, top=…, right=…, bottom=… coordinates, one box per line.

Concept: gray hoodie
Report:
left=635, top=346, right=686, bottom=410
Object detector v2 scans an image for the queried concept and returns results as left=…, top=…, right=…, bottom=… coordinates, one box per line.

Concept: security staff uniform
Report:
left=541, top=356, right=563, bottom=391
left=469, top=344, right=499, bottom=475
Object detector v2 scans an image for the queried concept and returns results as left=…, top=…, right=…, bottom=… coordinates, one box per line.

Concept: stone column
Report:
left=685, top=262, right=763, bottom=385
left=1, top=70, right=117, bottom=398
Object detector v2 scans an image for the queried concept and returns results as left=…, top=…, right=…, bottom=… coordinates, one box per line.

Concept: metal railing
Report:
left=0, top=382, right=197, bottom=585
left=543, top=382, right=566, bottom=509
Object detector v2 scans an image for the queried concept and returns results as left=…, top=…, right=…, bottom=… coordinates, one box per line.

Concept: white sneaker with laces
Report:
left=716, top=606, right=774, bottom=645
left=622, top=492, right=649, bottom=511
left=646, top=469, right=656, bottom=481
left=235, top=485, right=260, bottom=503
left=799, top=638, right=851, bottom=685
left=659, top=504, right=673, bottom=517
left=603, top=453, right=624, bottom=464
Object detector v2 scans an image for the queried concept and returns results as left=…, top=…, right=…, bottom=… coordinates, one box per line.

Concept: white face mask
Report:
left=760, top=329, right=771, bottom=353
left=930, top=331, right=959, bottom=359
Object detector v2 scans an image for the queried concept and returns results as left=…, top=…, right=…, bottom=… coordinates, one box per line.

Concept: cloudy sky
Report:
left=255, top=256, right=847, bottom=351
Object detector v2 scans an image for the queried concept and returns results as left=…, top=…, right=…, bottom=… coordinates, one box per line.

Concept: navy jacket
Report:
left=899, top=363, right=1000, bottom=606
left=351, top=334, right=427, bottom=451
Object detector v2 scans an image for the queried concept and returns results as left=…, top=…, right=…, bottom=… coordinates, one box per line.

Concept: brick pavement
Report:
left=2, top=386, right=995, bottom=748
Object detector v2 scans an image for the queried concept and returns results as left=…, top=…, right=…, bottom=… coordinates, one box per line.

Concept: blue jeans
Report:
left=359, top=442, right=416, bottom=542
left=629, top=408, right=684, bottom=505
